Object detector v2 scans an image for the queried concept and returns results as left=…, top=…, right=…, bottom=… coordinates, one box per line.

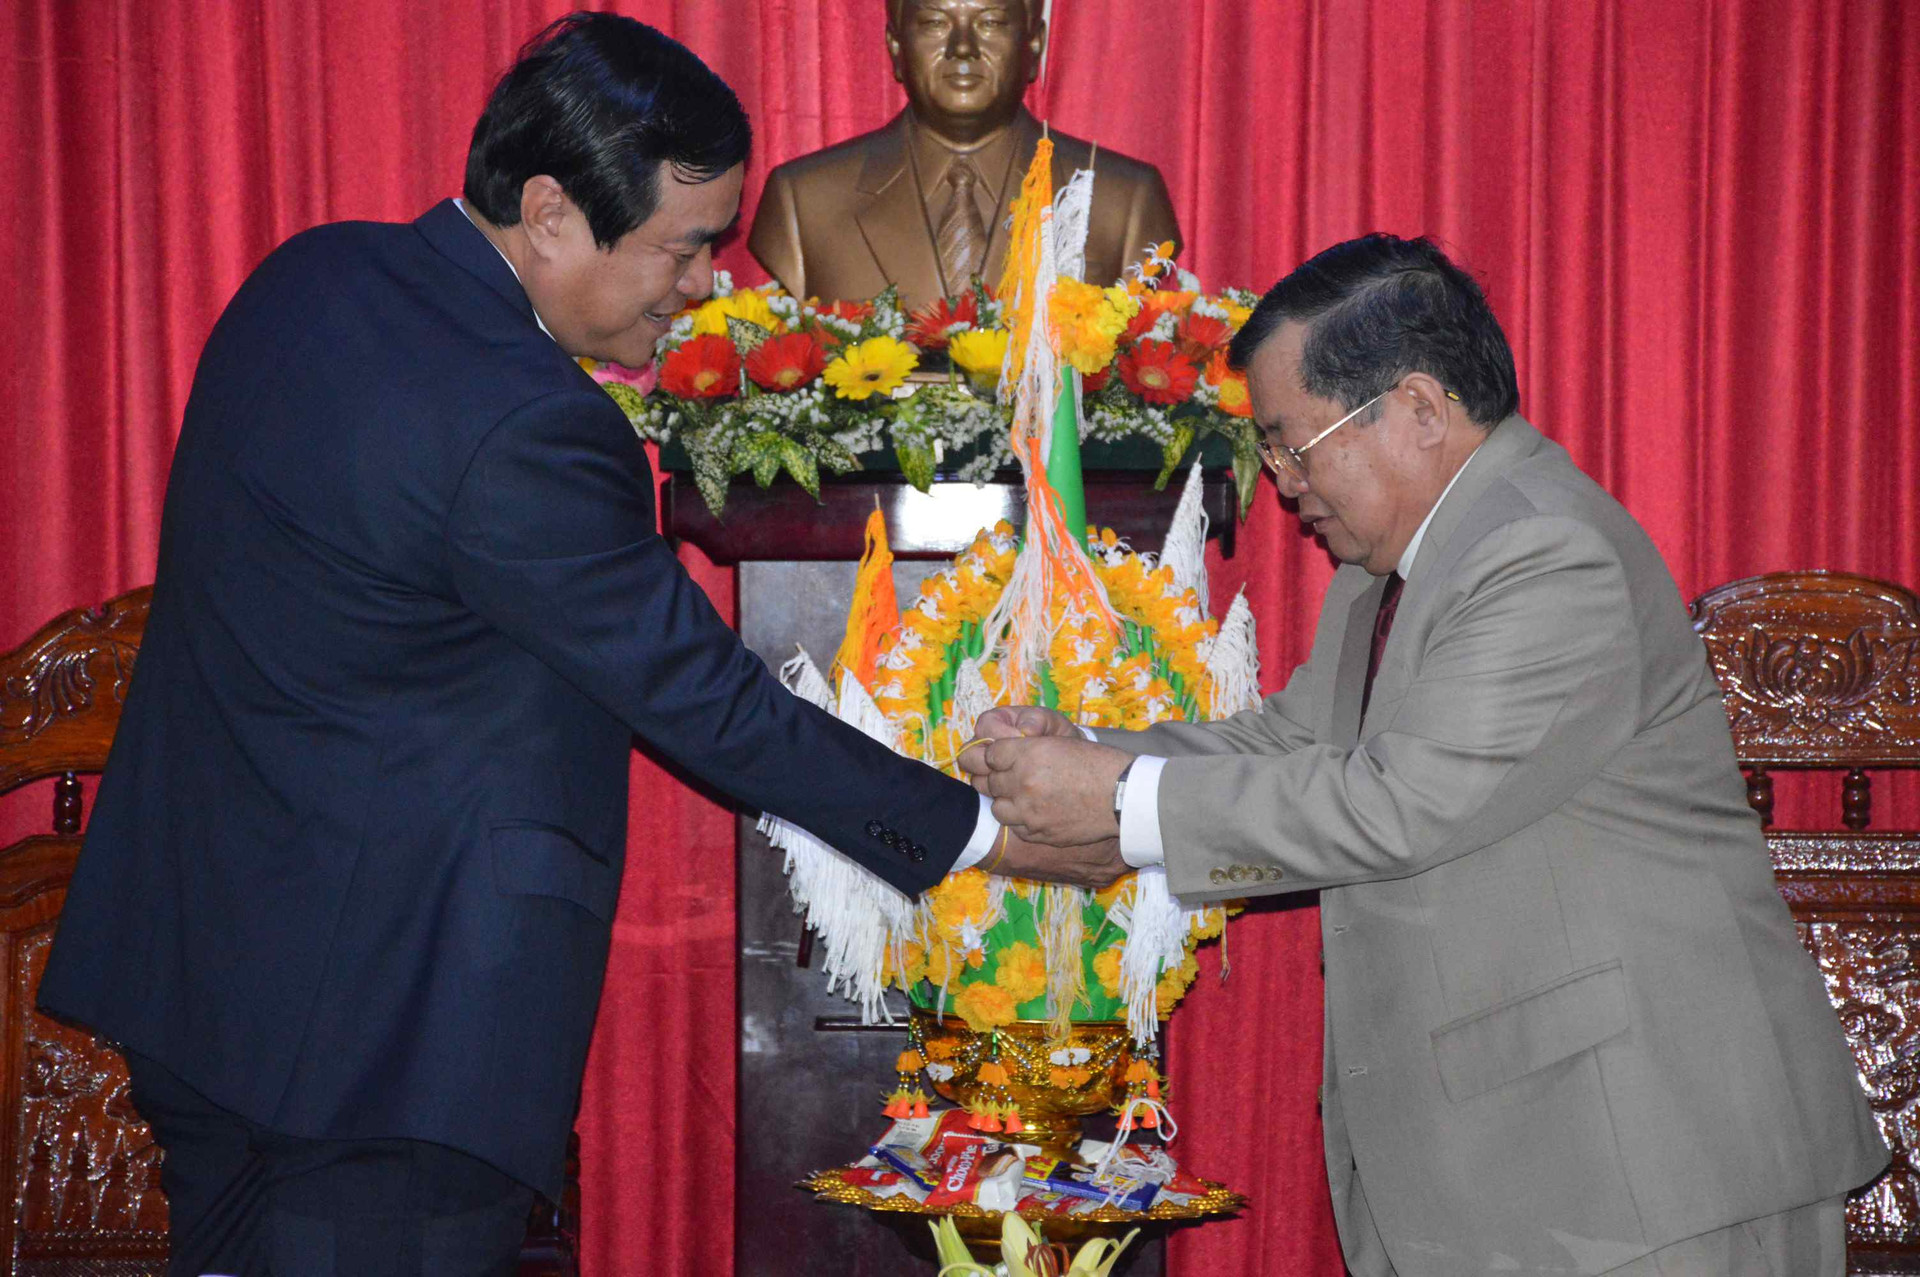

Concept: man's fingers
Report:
left=955, top=736, right=993, bottom=774
left=973, top=707, right=1029, bottom=740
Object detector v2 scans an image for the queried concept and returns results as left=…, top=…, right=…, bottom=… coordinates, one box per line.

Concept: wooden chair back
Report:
left=1692, top=571, right=1920, bottom=1276
left=0, top=588, right=164, bottom=1273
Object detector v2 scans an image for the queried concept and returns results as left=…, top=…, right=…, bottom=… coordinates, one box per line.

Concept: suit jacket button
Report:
left=1208, top=868, right=1227, bottom=885
left=909, top=844, right=927, bottom=862
left=866, top=820, right=885, bottom=839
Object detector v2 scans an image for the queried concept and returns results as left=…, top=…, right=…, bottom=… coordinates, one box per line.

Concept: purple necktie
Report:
left=1362, top=572, right=1404, bottom=718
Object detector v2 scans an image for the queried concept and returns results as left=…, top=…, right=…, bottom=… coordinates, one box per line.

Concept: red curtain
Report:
left=3, top=3, right=1915, bottom=1274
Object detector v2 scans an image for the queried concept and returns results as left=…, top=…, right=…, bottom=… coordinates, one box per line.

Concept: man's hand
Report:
left=990, top=829, right=1129, bottom=890
left=956, top=704, right=1081, bottom=775
left=961, top=736, right=1132, bottom=848
left=972, top=704, right=1081, bottom=742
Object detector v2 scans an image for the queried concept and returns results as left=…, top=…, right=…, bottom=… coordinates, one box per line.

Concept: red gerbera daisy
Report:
left=1118, top=339, right=1199, bottom=406
left=744, top=331, right=829, bottom=392
left=904, top=292, right=980, bottom=351
left=1081, top=366, right=1112, bottom=394
left=818, top=299, right=874, bottom=325
left=659, top=333, right=741, bottom=400
left=1177, top=313, right=1233, bottom=360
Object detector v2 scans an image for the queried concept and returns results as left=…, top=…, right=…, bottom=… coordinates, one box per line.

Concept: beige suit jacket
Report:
left=1095, top=417, right=1886, bottom=1275
left=747, top=109, right=1179, bottom=308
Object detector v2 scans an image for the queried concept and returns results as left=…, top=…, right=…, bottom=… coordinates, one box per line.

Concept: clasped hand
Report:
left=956, top=706, right=1133, bottom=889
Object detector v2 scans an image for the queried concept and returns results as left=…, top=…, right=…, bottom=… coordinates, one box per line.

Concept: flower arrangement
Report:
left=581, top=243, right=1265, bottom=518
left=762, top=144, right=1261, bottom=1147
left=851, top=497, right=1252, bottom=1046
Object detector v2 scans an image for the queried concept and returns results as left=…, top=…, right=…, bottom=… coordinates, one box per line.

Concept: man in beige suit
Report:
left=746, top=0, right=1179, bottom=309
left=963, top=234, right=1887, bottom=1274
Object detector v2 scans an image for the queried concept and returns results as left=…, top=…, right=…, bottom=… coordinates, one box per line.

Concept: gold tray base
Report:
left=803, top=1163, right=1247, bottom=1220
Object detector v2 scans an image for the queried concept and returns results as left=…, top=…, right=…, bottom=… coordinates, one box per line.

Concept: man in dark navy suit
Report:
left=37, top=15, right=1116, bottom=1275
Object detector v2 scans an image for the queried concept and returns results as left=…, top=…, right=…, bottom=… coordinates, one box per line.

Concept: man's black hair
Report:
left=464, top=12, right=751, bottom=249
left=1227, top=233, right=1520, bottom=427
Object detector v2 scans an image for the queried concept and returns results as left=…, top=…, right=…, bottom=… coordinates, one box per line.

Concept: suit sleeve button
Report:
left=909, top=844, right=927, bottom=862
left=1227, top=866, right=1247, bottom=883
left=1208, top=868, right=1227, bottom=885
left=865, top=820, right=885, bottom=839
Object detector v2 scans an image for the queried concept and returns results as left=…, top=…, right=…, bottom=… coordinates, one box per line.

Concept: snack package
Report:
left=1021, top=1154, right=1159, bottom=1212
left=838, top=1164, right=926, bottom=1201
left=859, top=1109, right=1032, bottom=1211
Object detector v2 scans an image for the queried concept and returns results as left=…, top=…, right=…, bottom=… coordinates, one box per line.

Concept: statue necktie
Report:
left=1362, top=572, right=1404, bottom=719
left=935, top=160, right=986, bottom=295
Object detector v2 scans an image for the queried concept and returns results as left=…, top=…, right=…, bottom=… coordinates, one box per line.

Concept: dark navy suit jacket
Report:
left=38, top=200, right=976, bottom=1196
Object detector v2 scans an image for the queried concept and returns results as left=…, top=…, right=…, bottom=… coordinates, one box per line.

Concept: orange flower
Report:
left=904, top=292, right=979, bottom=351
left=744, top=331, right=828, bottom=392
left=818, top=299, right=874, bottom=324
left=1178, top=313, right=1233, bottom=360
left=1122, top=288, right=1196, bottom=344
left=658, top=333, right=741, bottom=400
left=1205, top=351, right=1253, bottom=418
left=1118, top=339, right=1199, bottom=405
left=953, top=981, right=1021, bottom=1033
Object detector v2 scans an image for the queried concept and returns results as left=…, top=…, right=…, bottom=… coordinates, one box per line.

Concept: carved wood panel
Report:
left=0, top=592, right=149, bottom=795
left=1692, top=573, right=1920, bottom=768
left=0, top=840, right=165, bottom=1277
left=1771, top=836, right=1920, bottom=1276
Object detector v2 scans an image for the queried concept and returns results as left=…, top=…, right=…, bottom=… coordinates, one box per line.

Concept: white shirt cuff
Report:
left=951, top=794, right=1000, bottom=871
left=1118, top=754, right=1168, bottom=867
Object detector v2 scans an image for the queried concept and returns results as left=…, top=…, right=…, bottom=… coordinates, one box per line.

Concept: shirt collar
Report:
left=907, top=117, right=1017, bottom=208
left=454, top=198, right=554, bottom=342
left=1396, top=446, right=1481, bottom=580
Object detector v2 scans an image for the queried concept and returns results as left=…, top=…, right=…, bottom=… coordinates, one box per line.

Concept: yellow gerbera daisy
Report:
left=947, top=327, right=1010, bottom=389
left=823, top=336, right=918, bottom=400
left=689, top=288, right=784, bottom=337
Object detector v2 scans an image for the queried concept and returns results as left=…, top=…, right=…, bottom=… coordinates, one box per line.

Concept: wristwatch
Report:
left=1113, top=759, right=1135, bottom=827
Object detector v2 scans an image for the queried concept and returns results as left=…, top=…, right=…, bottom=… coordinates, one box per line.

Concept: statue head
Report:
left=885, top=0, right=1046, bottom=142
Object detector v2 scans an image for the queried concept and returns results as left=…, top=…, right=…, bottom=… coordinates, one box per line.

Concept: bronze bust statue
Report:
left=747, top=0, right=1182, bottom=310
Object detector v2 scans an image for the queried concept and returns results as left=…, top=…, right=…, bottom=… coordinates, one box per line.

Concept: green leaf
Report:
left=812, top=434, right=862, bottom=474
left=1155, top=422, right=1196, bottom=490
left=744, top=431, right=784, bottom=488
left=726, top=315, right=774, bottom=356
left=1231, top=432, right=1263, bottom=516
left=777, top=437, right=820, bottom=500
left=689, top=442, right=732, bottom=517
left=896, top=442, right=936, bottom=491
left=600, top=381, right=648, bottom=424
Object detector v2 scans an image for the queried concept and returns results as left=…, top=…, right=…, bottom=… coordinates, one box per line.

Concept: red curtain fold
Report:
left=3, top=3, right=1915, bottom=1274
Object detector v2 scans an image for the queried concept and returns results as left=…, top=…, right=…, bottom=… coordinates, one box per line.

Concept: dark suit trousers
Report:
left=126, top=1054, right=535, bottom=1277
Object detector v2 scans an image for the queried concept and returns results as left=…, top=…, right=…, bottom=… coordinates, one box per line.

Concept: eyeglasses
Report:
left=1256, top=389, right=1389, bottom=484
left=1256, top=385, right=1464, bottom=483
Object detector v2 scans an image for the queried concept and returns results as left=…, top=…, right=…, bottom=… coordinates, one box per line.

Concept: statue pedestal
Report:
left=661, top=470, right=1237, bottom=1275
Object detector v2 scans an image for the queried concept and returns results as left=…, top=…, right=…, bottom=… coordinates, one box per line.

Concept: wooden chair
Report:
left=1692, top=571, right=1920, bottom=1276
left=0, top=589, right=579, bottom=1276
